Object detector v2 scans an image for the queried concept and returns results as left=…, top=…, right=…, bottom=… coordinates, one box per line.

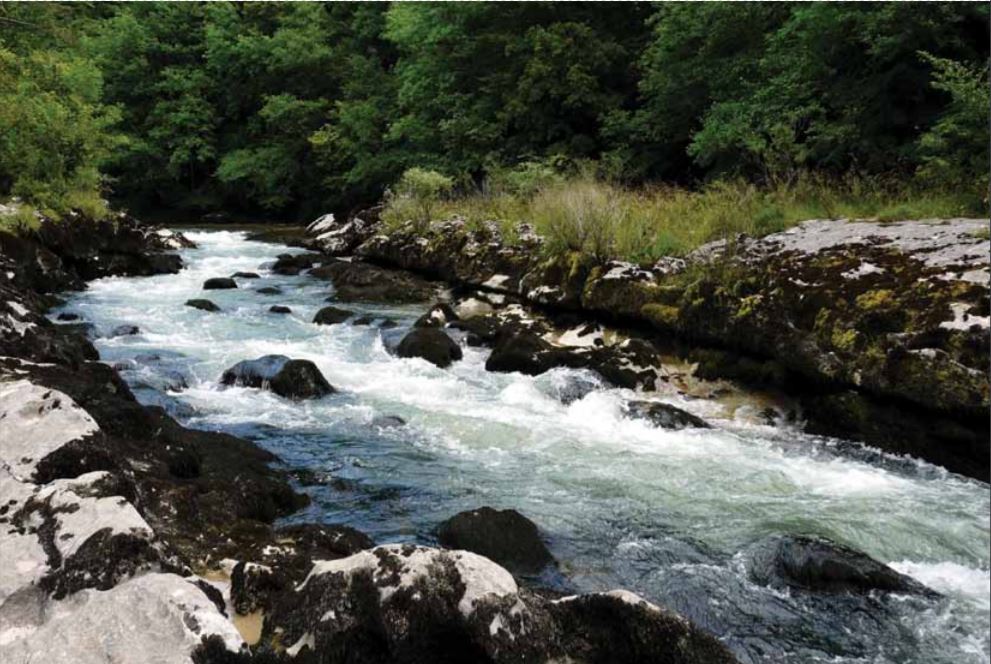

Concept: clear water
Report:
left=58, top=230, right=990, bottom=663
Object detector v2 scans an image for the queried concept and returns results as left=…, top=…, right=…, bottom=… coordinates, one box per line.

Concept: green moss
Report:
left=641, top=303, right=681, bottom=330
left=855, top=289, right=896, bottom=311
left=831, top=326, right=861, bottom=352
left=734, top=294, right=764, bottom=320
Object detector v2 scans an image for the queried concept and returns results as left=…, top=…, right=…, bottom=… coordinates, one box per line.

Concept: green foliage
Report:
left=382, top=168, right=454, bottom=230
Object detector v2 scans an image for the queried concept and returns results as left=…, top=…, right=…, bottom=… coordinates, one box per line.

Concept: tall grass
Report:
left=382, top=172, right=986, bottom=263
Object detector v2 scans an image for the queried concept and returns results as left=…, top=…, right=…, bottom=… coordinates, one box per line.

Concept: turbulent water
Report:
left=57, top=230, right=990, bottom=663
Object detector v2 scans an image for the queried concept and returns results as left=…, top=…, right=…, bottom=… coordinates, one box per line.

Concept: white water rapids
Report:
left=57, top=230, right=989, bottom=663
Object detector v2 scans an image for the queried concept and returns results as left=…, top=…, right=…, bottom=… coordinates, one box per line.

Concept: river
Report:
left=56, top=229, right=990, bottom=663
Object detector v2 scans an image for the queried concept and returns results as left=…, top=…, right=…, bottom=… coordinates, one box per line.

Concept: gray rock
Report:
left=313, top=306, right=352, bottom=326
left=185, top=299, right=220, bottom=312
left=623, top=400, right=710, bottom=430
left=203, top=277, right=237, bottom=290
left=437, top=507, right=554, bottom=575
left=395, top=328, right=463, bottom=368
left=220, top=355, right=334, bottom=400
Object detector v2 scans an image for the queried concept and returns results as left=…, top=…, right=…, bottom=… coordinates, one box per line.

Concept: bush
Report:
left=530, top=180, right=625, bottom=262
left=382, top=167, right=454, bottom=230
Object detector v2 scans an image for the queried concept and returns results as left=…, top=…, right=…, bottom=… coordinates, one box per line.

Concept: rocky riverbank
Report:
left=1, top=212, right=761, bottom=663
left=305, top=211, right=990, bottom=480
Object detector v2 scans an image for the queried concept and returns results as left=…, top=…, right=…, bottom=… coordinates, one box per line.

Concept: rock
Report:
left=371, top=415, right=406, bottom=428
left=56, top=312, right=79, bottom=321
left=395, top=328, right=463, bottom=368
left=747, top=535, right=936, bottom=596
left=305, top=211, right=380, bottom=255
left=485, top=331, right=585, bottom=376
left=256, top=286, right=282, bottom=295
left=203, top=277, right=237, bottom=290
left=352, top=315, right=374, bottom=326
left=220, top=355, right=335, bottom=400
left=109, top=324, right=139, bottom=337
left=623, top=400, right=710, bottom=430
left=268, top=305, right=291, bottom=314
left=232, top=271, right=260, bottom=279
left=272, top=252, right=323, bottom=275
left=437, top=507, right=554, bottom=575
left=258, top=544, right=738, bottom=664
left=309, top=259, right=435, bottom=303
left=313, top=306, right=352, bottom=325
left=414, top=302, right=459, bottom=328
left=378, top=319, right=399, bottom=329
left=185, top=299, right=220, bottom=312
left=542, top=369, right=604, bottom=404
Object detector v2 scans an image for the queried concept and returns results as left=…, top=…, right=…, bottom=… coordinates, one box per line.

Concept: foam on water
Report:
left=60, top=229, right=991, bottom=663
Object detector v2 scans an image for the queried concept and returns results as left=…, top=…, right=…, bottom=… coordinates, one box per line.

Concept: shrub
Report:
left=382, top=167, right=454, bottom=230
left=530, top=180, right=624, bottom=262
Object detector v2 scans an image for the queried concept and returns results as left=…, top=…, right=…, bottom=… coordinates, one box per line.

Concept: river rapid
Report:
left=56, top=229, right=989, bottom=663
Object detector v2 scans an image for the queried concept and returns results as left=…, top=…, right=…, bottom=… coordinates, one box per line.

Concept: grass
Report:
left=0, top=188, right=111, bottom=236
left=382, top=173, right=986, bottom=263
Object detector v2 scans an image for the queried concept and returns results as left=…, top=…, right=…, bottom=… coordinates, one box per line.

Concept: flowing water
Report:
left=57, top=230, right=990, bottom=663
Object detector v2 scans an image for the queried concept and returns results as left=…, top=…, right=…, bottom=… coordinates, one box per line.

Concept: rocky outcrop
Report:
left=395, top=327, right=463, bottom=368
left=323, top=215, right=990, bottom=479
left=253, top=544, right=738, bottom=664
left=220, top=355, right=335, bottom=399
left=437, top=507, right=554, bottom=575
left=309, top=259, right=437, bottom=303
left=746, top=535, right=936, bottom=596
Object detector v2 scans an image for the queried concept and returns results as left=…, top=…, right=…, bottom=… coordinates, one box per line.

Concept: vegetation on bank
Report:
left=0, top=2, right=987, bottom=226
left=382, top=164, right=986, bottom=263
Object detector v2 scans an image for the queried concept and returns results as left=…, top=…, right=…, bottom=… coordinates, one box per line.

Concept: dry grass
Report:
left=382, top=173, right=986, bottom=263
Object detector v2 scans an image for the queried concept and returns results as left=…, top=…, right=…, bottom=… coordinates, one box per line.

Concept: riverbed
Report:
left=56, top=229, right=990, bottom=663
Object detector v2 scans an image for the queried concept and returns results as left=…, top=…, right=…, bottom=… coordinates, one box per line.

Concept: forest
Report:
left=1, top=2, right=988, bottom=235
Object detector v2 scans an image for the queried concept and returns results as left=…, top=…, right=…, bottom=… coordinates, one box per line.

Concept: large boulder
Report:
left=624, top=400, right=710, bottom=430
left=437, top=507, right=554, bottom=575
left=747, top=535, right=936, bottom=596
left=220, top=355, right=334, bottom=400
left=306, top=211, right=380, bottom=256
left=395, top=328, right=463, bottom=368
left=485, top=331, right=585, bottom=375
left=185, top=299, right=220, bottom=312
left=203, top=277, right=237, bottom=290
left=256, top=544, right=738, bottom=664
left=313, top=306, right=353, bottom=325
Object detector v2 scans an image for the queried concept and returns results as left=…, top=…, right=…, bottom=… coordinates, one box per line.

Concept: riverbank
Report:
left=2, top=214, right=767, bottom=662
left=306, top=210, right=990, bottom=480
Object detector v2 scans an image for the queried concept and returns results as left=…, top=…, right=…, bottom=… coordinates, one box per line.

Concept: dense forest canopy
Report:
left=0, top=2, right=987, bottom=221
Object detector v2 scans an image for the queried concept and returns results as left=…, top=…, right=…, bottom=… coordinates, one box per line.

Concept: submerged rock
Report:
left=272, top=252, right=323, bottom=275
left=371, top=414, right=406, bottom=428
left=220, top=354, right=334, bottom=400
left=624, top=400, right=710, bottom=430
left=232, top=271, right=260, bottom=279
left=56, top=312, right=79, bottom=321
left=437, top=506, right=554, bottom=575
left=747, top=535, right=936, bottom=596
left=313, top=305, right=352, bottom=325
left=256, top=286, right=282, bottom=295
left=395, top=327, right=463, bottom=368
left=185, top=298, right=220, bottom=312
left=108, top=324, right=139, bottom=337
left=203, top=277, right=237, bottom=290
left=255, top=543, right=738, bottom=664
left=268, top=305, right=291, bottom=314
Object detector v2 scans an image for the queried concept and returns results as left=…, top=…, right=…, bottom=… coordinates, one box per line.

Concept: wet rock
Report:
left=378, top=319, right=399, bottom=329
left=624, top=400, right=710, bottom=430
left=542, top=369, right=604, bottom=404
left=371, top=415, right=406, bottom=428
left=268, top=305, right=291, bottom=314
left=220, top=355, right=335, bottom=400
left=108, top=324, right=139, bottom=337
left=56, top=312, right=79, bottom=321
left=395, top=327, right=463, bottom=368
left=352, top=315, right=374, bottom=326
left=414, top=302, right=458, bottom=328
left=232, top=271, right=260, bottom=279
left=747, top=535, right=936, bottom=596
left=305, top=211, right=380, bottom=255
left=185, top=299, right=220, bottom=312
left=203, top=277, right=237, bottom=290
left=437, top=507, right=554, bottom=575
left=258, top=544, right=737, bottom=664
left=485, top=331, right=585, bottom=376
left=256, top=286, right=282, bottom=295
left=313, top=306, right=352, bottom=325
left=309, top=259, right=435, bottom=303
left=272, top=252, right=323, bottom=275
